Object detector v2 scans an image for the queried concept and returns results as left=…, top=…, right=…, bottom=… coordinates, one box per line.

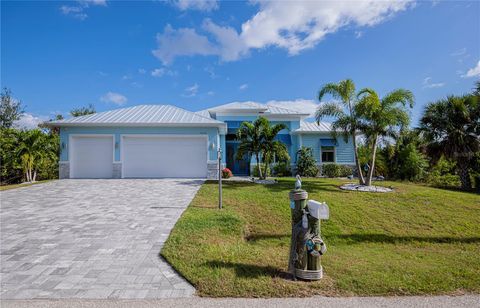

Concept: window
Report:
left=321, top=146, right=335, bottom=163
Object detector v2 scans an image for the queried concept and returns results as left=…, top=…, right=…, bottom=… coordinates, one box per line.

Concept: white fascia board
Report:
left=44, top=122, right=227, bottom=129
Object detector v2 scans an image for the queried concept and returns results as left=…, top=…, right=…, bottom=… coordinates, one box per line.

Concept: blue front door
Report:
left=226, top=142, right=250, bottom=175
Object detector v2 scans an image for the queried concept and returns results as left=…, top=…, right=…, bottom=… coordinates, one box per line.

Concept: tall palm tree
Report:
left=419, top=94, right=479, bottom=190
left=261, top=121, right=289, bottom=178
left=236, top=117, right=267, bottom=179
left=356, top=88, right=414, bottom=186
left=236, top=116, right=288, bottom=179
left=316, top=79, right=365, bottom=184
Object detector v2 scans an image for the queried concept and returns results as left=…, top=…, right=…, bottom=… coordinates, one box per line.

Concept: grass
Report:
left=161, top=178, right=480, bottom=297
left=0, top=180, right=53, bottom=191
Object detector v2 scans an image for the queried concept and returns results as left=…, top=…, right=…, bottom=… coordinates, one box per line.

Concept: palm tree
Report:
left=419, top=94, right=479, bottom=190
left=261, top=121, right=289, bottom=178
left=356, top=88, right=414, bottom=186
left=236, top=117, right=267, bottom=179
left=236, top=116, right=289, bottom=179
left=316, top=79, right=365, bottom=184
left=17, top=129, right=57, bottom=182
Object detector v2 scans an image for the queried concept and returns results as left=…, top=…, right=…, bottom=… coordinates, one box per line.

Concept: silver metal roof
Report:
left=205, top=101, right=309, bottom=116
left=46, top=105, right=225, bottom=127
left=294, top=121, right=332, bottom=133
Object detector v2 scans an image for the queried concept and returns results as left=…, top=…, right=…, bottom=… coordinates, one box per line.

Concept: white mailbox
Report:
left=307, top=200, right=329, bottom=220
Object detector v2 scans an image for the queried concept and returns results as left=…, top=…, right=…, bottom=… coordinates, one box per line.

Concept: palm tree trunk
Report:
left=33, top=170, right=37, bottom=182
left=458, top=162, right=472, bottom=190
left=352, top=131, right=365, bottom=185
left=365, top=135, right=378, bottom=186
left=255, top=153, right=263, bottom=179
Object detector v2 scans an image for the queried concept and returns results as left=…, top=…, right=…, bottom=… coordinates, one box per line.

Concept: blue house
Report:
left=47, top=102, right=355, bottom=179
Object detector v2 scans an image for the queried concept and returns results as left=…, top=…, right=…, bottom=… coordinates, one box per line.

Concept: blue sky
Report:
left=2, top=0, right=479, bottom=128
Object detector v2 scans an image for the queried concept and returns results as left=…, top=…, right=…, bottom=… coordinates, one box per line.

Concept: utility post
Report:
left=218, top=147, right=222, bottom=209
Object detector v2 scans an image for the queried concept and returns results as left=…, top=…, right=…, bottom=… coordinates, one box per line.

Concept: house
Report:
left=46, top=102, right=355, bottom=179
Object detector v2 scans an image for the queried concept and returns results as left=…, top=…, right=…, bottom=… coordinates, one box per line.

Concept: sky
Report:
left=2, top=0, right=479, bottom=129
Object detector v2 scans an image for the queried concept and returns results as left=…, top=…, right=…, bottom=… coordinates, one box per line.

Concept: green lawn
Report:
left=0, top=180, right=53, bottom=191
left=161, top=178, right=480, bottom=297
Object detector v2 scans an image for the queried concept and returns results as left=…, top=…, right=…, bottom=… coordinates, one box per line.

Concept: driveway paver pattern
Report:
left=0, top=179, right=202, bottom=299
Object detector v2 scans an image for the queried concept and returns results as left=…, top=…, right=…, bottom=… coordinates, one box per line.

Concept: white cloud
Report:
left=266, top=99, right=318, bottom=117
left=207, top=91, right=215, bottom=96
left=100, top=91, right=128, bottom=105
left=183, top=83, right=199, bottom=97
left=60, top=0, right=107, bottom=20
left=153, top=1, right=413, bottom=64
left=171, top=0, right=218, bottom=11
left=13, top=113, right=48, bottom=130
left=422, top=77, right=445, bottom=89
left=138, top=68, right=146, bottom=74
left=151, top=68, right=166, bottom=77
left=462, top=61, right=480, bottom=78
left=239, top=83, right=248, bottom=91
left=151, top=67, right=177, bottom=77
left=355, top=31, right=363, bottom=39
left=152, top=24, right=218, bottom=65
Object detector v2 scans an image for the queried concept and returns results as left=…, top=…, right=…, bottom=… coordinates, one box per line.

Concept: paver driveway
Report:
left=0, top=179, right=202, bottom=299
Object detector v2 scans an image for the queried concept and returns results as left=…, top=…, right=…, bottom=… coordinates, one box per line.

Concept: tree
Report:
left=236, top=117, right=266, bottom=179
left=1, top=88, right=24, bottom=129
left=419, top=94, right=479, bottom=190
left=16, top=129, right=58, bottom=182
left=296, top=146, right=318, bottom=177
left=236, top=116, right=289, bottom=179
left=316, top=79, right=365, bottom=185
left=260, top=120, right=289, bottom=178
left=356, top=88, right=414, bottom=186
left=70, top=104, right=95, bottom=117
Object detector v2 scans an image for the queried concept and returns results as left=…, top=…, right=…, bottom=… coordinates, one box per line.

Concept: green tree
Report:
left=0, top=128, right=23, bottom=183
left=419, top=94, right=479, bottom=190
left=260, top=120, right=289, bottom=178
left=70, top=104, right=95, bottom=117
left=1, top=88, right=24, bottom=129
left=296, top=146, right=318, bottom=177
left=356, top=88, right=414, bottom=186
left=316, top=79, right=365, bottom=185
left=236, top=116, right=288, bottom=179
left=16, top=129, right=58, bottom=182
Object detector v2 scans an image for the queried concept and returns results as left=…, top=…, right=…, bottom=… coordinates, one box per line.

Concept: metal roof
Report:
left=205, top=101, right=309, bottom=116
left=46, top=105, right=225, bottom=127
left=294, top=121, right=332, bottom=133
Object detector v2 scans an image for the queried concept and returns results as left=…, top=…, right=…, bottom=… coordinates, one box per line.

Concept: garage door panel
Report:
left=123, top=136, right=207, bottom=178
left=71, top=136, right=113, bottom=179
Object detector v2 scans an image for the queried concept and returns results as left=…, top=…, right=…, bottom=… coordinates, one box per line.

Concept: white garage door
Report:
left=70, top=136, right=114, bottom=179
left=122, top=135, right=208, bottom=178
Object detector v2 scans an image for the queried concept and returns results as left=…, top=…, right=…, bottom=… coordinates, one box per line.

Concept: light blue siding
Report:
left=60, top=126, right=219, bottom=162
left=300, top=134, right=354, bottom=164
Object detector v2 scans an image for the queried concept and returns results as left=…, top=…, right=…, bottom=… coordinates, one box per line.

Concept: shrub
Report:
left=396, top=143, right=428, bottom=181
left=426, top=157, right=460, bottom=188
left=272, top=161, right=291, bottom=177
left=322, top=164, right=339, bottom=177
left=296, top=147, right=318, bottom=177
left=339, top=165, right=354, bottom=177
left=222, top=168, right=233, bottom=179
left=252, top=163, right=271, bottom=178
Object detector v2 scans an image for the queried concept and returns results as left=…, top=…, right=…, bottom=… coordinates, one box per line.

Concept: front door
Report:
left=226, top=142, right=250, bottom=175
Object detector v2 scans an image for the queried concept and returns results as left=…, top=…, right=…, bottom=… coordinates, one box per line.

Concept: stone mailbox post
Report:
left=288, top=175, right=329, bottom=280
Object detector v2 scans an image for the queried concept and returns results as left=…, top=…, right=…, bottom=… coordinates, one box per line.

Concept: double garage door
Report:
left=70, top=135, right=208, bottom=178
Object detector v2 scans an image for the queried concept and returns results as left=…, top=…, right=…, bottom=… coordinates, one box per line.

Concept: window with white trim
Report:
left=321, top=146, right=335, bottom=163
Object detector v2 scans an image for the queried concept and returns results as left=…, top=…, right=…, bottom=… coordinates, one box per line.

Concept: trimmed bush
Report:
left=272, top=161, right=291, bottom=177
left=222, top=168, right=233, bottom=179
left=322, top=164, right=340, bottom=178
